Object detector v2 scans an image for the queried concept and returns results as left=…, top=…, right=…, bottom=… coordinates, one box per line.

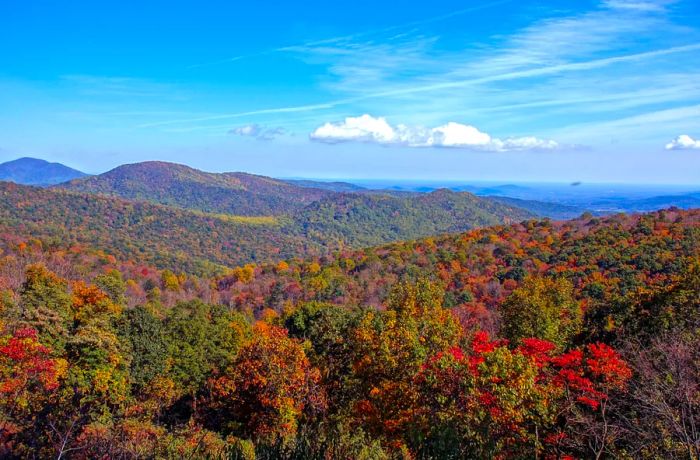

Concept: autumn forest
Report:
left=1, top=162, right=698, bottom=459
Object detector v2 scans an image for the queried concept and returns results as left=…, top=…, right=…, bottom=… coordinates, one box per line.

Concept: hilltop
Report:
left=57, top=161, right=330, bottom=216
left=0, top=157, right=87, bottom=185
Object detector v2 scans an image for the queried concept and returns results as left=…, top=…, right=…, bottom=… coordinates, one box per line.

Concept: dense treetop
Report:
left=0, top=203, right=697, bottom=458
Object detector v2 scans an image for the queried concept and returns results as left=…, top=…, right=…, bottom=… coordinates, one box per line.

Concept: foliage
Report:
left=0, top=209, right=696, bottom=457
left=501, top=276, right=582, bottom=349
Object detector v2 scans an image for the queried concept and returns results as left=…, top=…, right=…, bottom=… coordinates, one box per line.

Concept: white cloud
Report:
left=310, top=114, right=396, bottom=143
left=229, top=124, right=286, bottom=141
left=666, top=134, right=700, bottom=150
left=230, top=124, right=260, bottom=136
left=310, top=115, right=560, bottom=151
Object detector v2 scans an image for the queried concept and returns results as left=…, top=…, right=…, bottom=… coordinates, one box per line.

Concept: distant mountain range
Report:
left=283, top=178, right=366, bottom=193
left=488, top=196, right=595, bottom=220
left=0, top=157, right=87, bottom=185
left=2, top=156, right=698, bottom=224
left=0, top=159, right=533, bottom=274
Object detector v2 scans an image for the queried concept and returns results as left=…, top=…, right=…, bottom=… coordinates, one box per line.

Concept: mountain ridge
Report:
left=0, top=157, right=87, bottom=185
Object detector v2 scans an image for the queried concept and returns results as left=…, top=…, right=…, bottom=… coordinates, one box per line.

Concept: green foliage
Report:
left=0, top=178, right=532, bottom=276
left=19, top=264, right=72, bottom=352
left=117, top=305, right=167, bottom=391
left=163, top=300, right=251, bottom=395
left=501, top=276, right=582, bottom=349
left=95, top=269, right=127, bottom=305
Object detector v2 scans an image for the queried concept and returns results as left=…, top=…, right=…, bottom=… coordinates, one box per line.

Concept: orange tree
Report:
left=208, top=322, right=326, bottom=445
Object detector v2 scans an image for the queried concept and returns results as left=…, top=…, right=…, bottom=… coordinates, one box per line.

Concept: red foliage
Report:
left=0, top=328, right=60, bottom=396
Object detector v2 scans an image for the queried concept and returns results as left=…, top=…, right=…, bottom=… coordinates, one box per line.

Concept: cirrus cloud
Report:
left=229, top=123, right=286, bottom=141
left=665, top=134, right=700, bottom=150
left=310, top=114, right=560, bottom=151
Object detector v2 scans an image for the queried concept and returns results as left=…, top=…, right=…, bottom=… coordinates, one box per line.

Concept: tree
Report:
left=348, top=280, right=461, bottom=447
left=94, top=269, right=127, bottom=306
left=163, top=300, right=250, bottom=397
left=501, top=276, right=582, bottom=350
left=19, top=264, right=72, bottom=353
left=117, top=305, right=167, bottom=392
left=415, top=332, right=556, bottom=458
left=0, top=328, right=63, bottom=456
left=209, top=323, right=325, bottom=444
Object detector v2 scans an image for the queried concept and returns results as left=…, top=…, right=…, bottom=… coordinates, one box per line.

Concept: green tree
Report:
left=95, top=269, right=127, bottom=305
left=501, top=276, right=582, bottom=350
left=19, top=264, right=72, bottom=353
left=163, top=300, right=250, bottom=396
left=117, top=305, right=167, bottom=392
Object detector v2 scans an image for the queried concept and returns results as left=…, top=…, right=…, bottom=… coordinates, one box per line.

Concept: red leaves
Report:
left=551, top=342, right=631, bottom=411
left=585, top=342, right=632, bottom=388
left=417, top=329, right=633, bottom=454
left=0, top=328, right=60, bottom=396
left=517, top=337, right=557, bottom=368
left=447, top=346, right=465, bottom=361
left=471, top=330, right=498, bottom=354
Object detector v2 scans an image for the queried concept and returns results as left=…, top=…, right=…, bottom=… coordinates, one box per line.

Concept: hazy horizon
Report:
left=2, top=0, right=700, bottom=184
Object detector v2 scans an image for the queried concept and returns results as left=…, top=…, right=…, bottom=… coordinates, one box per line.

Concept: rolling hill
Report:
left=0, top=181, right=316, bottom=275
left=0, top=177, right=533, bottom=275
left=489, top=195, right=592, bottom=219
left=0, top=157, right=87, bottom=185
left=58, top=161, right=330, bottom=216
left=296, top=189, right=531, bottom=247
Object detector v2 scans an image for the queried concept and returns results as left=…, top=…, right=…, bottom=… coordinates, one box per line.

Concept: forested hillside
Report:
left=57, top=161, right=533, bottom=225
left=0, top=181, right=531, bottom=275
left=295, top=189, right=531, bottom=248
left=0, top=181, right=315, bottom=275
left=57, top=161, right=330, bottom=216
left=1, top=208, right=698, bottom=458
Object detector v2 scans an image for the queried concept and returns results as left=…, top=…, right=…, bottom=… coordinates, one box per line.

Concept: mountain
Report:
left=1, top=180, right=533, bottom=275
left=0, top=157, right=87, bottom=185
left=0, top=181, right=317, bottom=275
left=284, top=178, right=366, bottom=192
left=489, top=196, right=593, bottom=220
left=295, top=189, right=533, bottom=247
left=58, top=161, right=330, bottom=216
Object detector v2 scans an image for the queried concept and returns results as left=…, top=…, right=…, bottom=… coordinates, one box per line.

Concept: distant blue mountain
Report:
left=0, top=157, right=87, bottom=186
left=284, top=179, right=366, bottom=192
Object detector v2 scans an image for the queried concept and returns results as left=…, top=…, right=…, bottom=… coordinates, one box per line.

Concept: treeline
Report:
left=0, top=209, right=698, bottom=458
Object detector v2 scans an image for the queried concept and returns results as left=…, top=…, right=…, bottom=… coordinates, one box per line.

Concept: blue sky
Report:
left=1, top=0, right=700, bottom=183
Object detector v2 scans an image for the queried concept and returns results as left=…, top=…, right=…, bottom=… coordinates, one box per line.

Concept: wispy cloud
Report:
left=310, top=114, right=561, bottom=151
left=61, top=75, right=184, bottom=99
left=143, top=0, right=700, bottom=151
left=138, top=103, right=336, bottom=128
left=186, top=0, right=516, bottom=70
left=603, top=0, right=678, bottom=12
left=141, top=43, right=700, bottom=129
left=229, top=124, right=286, bottom=141
left=551, top=104, right=700, bottom=143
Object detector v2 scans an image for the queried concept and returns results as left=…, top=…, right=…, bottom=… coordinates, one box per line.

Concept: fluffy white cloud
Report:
left=310, top=115, right=560, bottom=151
left=665, top=134, right=700, bottom=150
left=309, top=115, right=396, bottom=144
left=229, top=124, right=285, bottom=141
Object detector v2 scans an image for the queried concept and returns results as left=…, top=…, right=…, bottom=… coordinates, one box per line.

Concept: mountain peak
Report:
left=0, top=156, right=87, bottom=186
